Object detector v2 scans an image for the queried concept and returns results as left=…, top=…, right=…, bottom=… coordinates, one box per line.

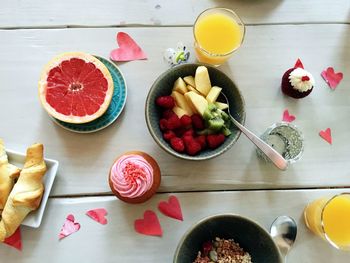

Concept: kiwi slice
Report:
left=208, top=117, right=225, bottom=132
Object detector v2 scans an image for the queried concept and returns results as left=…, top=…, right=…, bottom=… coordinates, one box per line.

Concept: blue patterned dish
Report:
left=52, top=56, right=127, bottom=133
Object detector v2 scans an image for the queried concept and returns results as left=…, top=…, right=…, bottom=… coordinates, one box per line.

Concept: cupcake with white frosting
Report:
left=281, top=62, right=315, bottom=99
left=109, top=151, right=161, bottom=203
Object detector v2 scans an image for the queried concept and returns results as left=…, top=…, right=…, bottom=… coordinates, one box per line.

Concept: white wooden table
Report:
left=1, top=0, right=350, bottom=262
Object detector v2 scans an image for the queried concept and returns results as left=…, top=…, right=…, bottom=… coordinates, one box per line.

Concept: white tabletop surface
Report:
left=1, top=0, right=350, bottom=262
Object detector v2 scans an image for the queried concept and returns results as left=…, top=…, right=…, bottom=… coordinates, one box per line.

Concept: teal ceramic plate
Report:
left=52, top=56, right=127, bottom=133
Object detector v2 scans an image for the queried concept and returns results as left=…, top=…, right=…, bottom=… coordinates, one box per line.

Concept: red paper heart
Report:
left=3, top=227, right=22, bottom=251
left=110, top=32, right=147, bottom=62
left=319, top=128, right=332, bottom=144
left=321, top=67, right=343, bottom=90
left=158, top=195, right=183, bottom=221
left=134, top=210, right=162, bottom=237
left=59, top=214, right=81, bottom=240
left=294, top=58, right=304, bottom=69
left=86, top=208, right=108, bottom=225
left=282, top=109, right=296, bottom=123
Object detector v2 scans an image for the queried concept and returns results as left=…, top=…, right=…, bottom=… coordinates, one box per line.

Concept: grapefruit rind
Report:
left=38, top=52, right=114, bottom=124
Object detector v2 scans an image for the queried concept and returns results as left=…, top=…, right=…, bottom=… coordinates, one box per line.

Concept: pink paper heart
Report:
left=321, top=67, right=343, bottom=90
left=158, top=195, right=183, bottom=221
left=59, top=214, right=81, bottom=240
left=319, top=128, right=332, bottom=144
left=294, top=58, right=304, bottom=69
left=86, top=208, right=108, bottom=225
left=282, top=109, right=296, bottom=123
left=110, top=32, right=147, bottom=62
left=134, top=210, right=162, bottom=237
left=3, top=227, right=22, bottom=251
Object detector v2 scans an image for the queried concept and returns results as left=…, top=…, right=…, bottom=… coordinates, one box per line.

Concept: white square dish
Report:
left=6, top=149, right=59, bottom=228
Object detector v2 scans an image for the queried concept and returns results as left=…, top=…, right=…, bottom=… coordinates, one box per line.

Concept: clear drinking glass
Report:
left=304, top=193, right=350, bottom=250
left=257, top=122, right=304, bottom=166
left=193, top=8, right=245, bottom=66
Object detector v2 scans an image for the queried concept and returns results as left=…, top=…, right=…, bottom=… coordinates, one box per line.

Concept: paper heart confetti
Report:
left=158, top=195, right=183, bottom=221
left=3, top=227, right=22, bottom=251
left=110, top=32, right=147, bottom=62
left=319, top=128, right=332, bottom=144
left=59, top=214, right=81, bottom=240
left=282, top=109, right=296, bottom=123
left=294, top=58, right=304, bottom=69
left=134, top=210, right=162, bottom=237
left=321, top=67, right=343, bottom=90
left=86, top=208, right=108, bottom=225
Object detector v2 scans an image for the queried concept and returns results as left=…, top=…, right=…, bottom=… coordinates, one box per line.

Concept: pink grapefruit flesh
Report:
left=39, top=52, right=114, bottom=124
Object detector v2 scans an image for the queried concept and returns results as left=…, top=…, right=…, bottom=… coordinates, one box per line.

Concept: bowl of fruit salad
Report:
left=145, top=64, right=245, bottom=160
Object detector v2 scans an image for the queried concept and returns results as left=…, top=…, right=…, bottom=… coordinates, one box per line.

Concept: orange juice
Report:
left=304, top=197, right=329, bottom=236
left=304, top=194, right=350, bottom=250
left=194, top=8, right=245, bottom=65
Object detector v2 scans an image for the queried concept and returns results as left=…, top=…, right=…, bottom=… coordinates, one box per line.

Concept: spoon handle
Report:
left=229, top=116, right=288, bottom=170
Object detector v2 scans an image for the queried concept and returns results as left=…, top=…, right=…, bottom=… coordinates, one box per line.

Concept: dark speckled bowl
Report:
left=145, top=64, right=245, bottom=160
left=174, top=214, right=282, bottom=263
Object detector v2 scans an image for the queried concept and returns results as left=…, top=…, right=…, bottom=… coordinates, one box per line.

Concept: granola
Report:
left=193, top=237, right=252, bottom=263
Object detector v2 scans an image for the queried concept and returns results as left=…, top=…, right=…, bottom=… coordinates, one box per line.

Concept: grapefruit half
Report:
left=39, top=52, right=114, bottom=124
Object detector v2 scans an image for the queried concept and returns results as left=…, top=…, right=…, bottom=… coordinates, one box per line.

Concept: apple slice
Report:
left=184, top=91, right=208, bottom=116
left=195, top=66, right=211, bottom=96
left=215, top=102, right=228, bottom=110
left=184, top=76, right=196, bottom=88
left=173, top=77, right=188, bottom=94
left=206, top=86, right=222, bottom=103
left=184, top=93, right=198, bottom=114
left=172, top=106, right=187, bottom=118
left=187, top=85, right=200, bottom=94
left=171, top=91, right=194, bottom=115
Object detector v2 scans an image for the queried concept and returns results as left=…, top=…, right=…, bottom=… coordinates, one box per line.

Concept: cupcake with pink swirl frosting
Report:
left=109, top=151, right=161, bottom=203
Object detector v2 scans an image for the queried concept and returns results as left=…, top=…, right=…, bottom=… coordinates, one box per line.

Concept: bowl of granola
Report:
left=173, top=214, right=282, bottom=263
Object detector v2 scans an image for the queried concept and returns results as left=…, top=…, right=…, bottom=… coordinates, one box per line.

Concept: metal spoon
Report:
left=220, top=92, right=288, bottom=170
left=270, top=216, right=297, bottom=262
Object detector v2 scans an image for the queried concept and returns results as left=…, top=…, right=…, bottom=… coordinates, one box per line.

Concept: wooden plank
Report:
left=0, top=0, right=349, bottom=28
left=0, top=25, right=349, bottom=195
left=1, top=189, right=349, bottom=262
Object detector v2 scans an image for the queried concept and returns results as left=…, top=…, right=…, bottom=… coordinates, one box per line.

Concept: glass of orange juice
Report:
left=304, top=193, right=350, bottom=250
left=193, top=8, right=245, bottom=66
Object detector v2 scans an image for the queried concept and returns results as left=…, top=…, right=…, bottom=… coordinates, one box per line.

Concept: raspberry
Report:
left=183, top=129, right=194, bottom=137
left=163, top=130, right=176, bottom=141
left=186, top=141, right=201, bottom=155
left=167, top=115, right=181, bottom=130
left=180, top=115, right=192, bottom=127
left=162, top=109, right=176, bottom=119
left=182, top=135, right=193, bottom=145
left=191, top=114, right=204, bottom=130
left=159, top=119, right=168, bottom=131
left=196, top=135, right=207, bottom=149
left=170, top=137, right=185, bottom=152
left=174, top=127, right=186, bottom=137
left=185, top=139, right=202, bottom=156
left=156, top=96, right=175, bottom=108
left=202, top=241, right=213, bottom=256
left=207, top=134, right=225, bottom=149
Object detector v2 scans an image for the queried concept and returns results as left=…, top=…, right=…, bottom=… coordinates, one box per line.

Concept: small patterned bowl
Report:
left=173, top=214, right=282, bottom=263
left=145, top=63, right=245, bottom=161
